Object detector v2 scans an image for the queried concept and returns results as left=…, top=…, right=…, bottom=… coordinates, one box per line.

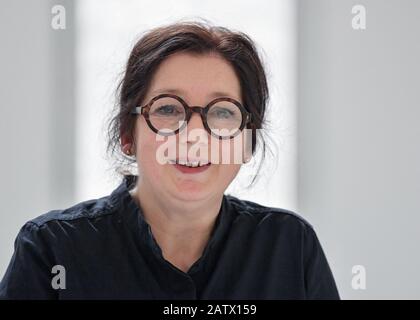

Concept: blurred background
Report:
left=0, top=0, right=419, bottom=299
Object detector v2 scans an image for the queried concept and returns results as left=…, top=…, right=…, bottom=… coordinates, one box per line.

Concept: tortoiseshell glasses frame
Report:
left=130, top=93, right=252, bottom=140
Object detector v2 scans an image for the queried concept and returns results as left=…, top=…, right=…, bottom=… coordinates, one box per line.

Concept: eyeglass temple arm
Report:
left=131, top=106, right=144, bottom=115
left=246, top=112, right=252, bottom=123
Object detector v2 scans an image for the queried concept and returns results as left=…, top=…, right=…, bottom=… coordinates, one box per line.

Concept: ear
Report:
left=120, top=132, right=134, bottom=155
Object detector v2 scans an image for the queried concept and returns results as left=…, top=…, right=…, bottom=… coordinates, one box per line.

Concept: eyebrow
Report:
left=150, top=88, right=238, bottom=100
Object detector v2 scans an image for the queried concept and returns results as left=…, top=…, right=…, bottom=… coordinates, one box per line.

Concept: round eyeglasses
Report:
left=130, top=93, right=252, bottom=139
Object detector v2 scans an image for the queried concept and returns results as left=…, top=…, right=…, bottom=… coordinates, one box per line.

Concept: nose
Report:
left=185, top=108, right=209, bottom=146
left=187, top=109, right=206, bottom=131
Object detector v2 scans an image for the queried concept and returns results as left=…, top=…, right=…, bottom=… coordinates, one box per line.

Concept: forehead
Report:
left=148, top=52, right=242, bottom=101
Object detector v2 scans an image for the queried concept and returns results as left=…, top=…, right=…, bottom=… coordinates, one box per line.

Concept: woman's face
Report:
left=132, top=52, right=246, bottom=202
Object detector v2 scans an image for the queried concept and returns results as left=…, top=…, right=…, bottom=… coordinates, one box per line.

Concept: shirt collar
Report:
left=107, top=174, right=234, bottom=272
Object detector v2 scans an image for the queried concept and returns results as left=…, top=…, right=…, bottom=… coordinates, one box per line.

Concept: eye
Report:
left=155, top=105, right=181, bottom=115
left=209, top=107, right=234, bottom=119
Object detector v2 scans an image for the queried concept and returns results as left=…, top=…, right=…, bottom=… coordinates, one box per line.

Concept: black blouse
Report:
left=0, top=175, right=339, bottom=299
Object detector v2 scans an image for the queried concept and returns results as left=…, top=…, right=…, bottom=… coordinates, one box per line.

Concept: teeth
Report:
left=177, top=160, right=188, bottom=166
left=173, top=159, right=209, bottom=167
left=190, top=161, right=199, bottom=167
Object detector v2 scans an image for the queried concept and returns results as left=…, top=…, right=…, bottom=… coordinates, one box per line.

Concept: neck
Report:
left=129, top=179, right=223, bottom=272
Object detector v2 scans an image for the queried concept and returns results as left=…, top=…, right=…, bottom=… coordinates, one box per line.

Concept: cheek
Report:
left=218, top=164, right=241, bottom=181
left=135, top=121, right=165, bottom=174
left=215, top=139, right=242, bottom=184
left=216, top=134, right=246, bottom=164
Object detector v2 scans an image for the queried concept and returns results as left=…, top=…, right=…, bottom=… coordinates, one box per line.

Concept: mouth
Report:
left=168, top=159, right=212, bottom=174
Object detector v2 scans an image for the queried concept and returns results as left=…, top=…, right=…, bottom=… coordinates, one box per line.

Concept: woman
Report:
left=0, top=21, right=340, bottom=299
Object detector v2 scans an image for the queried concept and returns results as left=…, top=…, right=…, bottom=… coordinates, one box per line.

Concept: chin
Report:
left=171, top=182, right=213, bottom=201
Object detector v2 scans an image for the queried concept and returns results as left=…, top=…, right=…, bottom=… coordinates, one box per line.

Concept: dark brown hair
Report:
left=106, top=19, right=274, bottom=188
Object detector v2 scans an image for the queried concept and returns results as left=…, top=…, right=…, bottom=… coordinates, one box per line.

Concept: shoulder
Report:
left=225, top=193, right=315, bottom=233
left=224, top=194, right=340, bottom=299
left=16, top=193, right=120, bottom=249
left=29, top=194, right=115, bottom=227
left=0, top=194, right=119, bottom=299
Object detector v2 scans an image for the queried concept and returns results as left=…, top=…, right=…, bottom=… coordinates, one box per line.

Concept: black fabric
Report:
left=0, top=175, right=340, bottom=299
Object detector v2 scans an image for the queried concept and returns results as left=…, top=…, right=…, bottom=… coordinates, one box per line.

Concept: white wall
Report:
left=0, top=0, right=75, bottom=278
left=297, top=0, right=420, bottom=299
